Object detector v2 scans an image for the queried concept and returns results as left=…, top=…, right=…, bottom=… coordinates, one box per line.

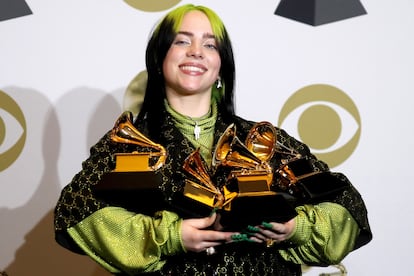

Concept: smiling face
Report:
left=163, top=10, right=221, bottom=99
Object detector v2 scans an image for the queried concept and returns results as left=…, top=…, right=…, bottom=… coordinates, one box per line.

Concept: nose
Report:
left=187, top=43, right=203, bottom=59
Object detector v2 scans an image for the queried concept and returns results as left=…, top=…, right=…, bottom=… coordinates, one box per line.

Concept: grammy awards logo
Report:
left=278, top=84, right=361, bottom=167
left=123, top=0, right=181, bottom=12
left=0, top=91, right=27, bottom=171
left=0, top=0, right=32, bottom=22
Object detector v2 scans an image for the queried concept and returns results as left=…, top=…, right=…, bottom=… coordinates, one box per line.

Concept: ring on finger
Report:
left=266, top=238, right=277, bottom=248
left=206, top=246, right=216, bottom=255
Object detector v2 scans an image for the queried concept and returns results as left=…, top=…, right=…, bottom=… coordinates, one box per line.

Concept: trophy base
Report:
left=93, top=171, right=166, bottom=214
left=219, top=192, right=297, bottom=231
left=296, top=172, right=350, bottom=202
left=171, top=192, right=214, bottom=219
left=172, top=190, right=297, bottom=231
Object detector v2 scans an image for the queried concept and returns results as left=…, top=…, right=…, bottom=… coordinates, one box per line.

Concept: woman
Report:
left=54, top=4, right=371, bottom=275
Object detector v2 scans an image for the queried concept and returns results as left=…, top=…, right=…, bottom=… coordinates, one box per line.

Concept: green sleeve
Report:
left=279, top=202, right=360, bottom=265
left=67, top=207, right=185, bottom=274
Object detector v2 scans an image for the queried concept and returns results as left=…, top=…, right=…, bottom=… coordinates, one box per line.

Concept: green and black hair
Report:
left=137, top=4, right=236, bottom=138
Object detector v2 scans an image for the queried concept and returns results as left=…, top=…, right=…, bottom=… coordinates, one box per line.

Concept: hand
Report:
left=249, top=218, right=296, bottom=246
left=181, top=212, right=238, bottom=253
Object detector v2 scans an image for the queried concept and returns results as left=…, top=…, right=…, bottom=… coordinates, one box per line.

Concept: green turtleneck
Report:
left=164, top=99, right=217, bottom=165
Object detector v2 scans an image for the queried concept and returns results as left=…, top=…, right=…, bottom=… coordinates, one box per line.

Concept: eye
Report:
left=0, top=91, right=27, bottom=171
left=204, top=42, right=217, bottom=50
left=173, top=34, right=190, bottom=46
left=277, top=84, right=361, bottom=168
left=173, top=39, right=189, bottom=46
left=203, top=38, right=218, bottom=50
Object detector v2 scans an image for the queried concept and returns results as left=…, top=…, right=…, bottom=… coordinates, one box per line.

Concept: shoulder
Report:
left=232, top=115, right=255, bottom=132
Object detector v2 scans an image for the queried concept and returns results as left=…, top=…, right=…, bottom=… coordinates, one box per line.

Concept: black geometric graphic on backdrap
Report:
left=274, top=0, right=367, bottom=26
left=0, top=0, right=32, bottom=22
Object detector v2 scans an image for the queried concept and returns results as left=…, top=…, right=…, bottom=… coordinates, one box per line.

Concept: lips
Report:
left=179, top=63, right=207, bottom=75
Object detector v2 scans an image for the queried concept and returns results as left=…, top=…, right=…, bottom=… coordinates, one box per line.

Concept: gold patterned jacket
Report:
left=54, top=110, right=372, bottom=275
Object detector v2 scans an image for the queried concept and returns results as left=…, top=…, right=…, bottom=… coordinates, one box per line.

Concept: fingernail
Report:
left=246, top=225, right=261, bottom=233
left=209, top=207, right=218, bottom=217
left=231, top=233, right=249, bottom=242
left=231, top=234, right=241, bottom=240
left=261, top=222, right=273, bottom=229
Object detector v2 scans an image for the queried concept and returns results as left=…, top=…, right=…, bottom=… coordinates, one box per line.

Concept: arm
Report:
left=273, top=127, right=372, bottom=253
left=54, top=132, right=177, bottom=271
left=264, top=128, right=371, bottom=265
left=251, top=202, right=359, bottom=266
left=278, top=202, right=360, bottom=265
left=68, top=208, right=237, bottom=274
left=67, top=207, right=184, bottom=274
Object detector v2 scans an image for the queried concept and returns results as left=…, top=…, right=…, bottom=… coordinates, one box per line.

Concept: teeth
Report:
left=180, top=66, right=205, bottom=73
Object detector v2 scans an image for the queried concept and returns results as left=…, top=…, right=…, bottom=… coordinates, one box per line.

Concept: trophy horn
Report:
left=110, top=111, right=167, bottom=170
left=212, top=123, right=264, bottom=171
left=183, top=148, right=216, bottom=190
left=183, top=148, right=224, bottom=207
left=245, top=121, right=277, bottom=162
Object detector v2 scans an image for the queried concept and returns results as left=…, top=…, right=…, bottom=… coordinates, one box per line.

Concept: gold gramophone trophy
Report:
left=276, top=157, right=318, bottom=194
left=213, top=122, right=276, bottom=198
left=110, top=111, right=167, bottom=172
left=93, top=111, right=168, bottom=213
left=214, top=123, right=297, bottom=228
left=181, top=122, right=297, bottom=230
left=182, top=148, right=225, bottom=209
left=276, top=157, right=349, bottom=201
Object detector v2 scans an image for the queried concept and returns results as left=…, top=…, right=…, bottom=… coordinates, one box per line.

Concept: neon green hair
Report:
left=156, top=4, right=226, bottom=42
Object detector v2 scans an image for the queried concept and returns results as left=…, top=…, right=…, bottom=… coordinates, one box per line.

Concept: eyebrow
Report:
left=177, top=31, right=216, bottom=39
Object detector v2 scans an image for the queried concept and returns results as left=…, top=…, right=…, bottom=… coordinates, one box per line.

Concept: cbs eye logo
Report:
left=123, top=0, right=181, bottom=12
left=0, top=91, right=27, bottom=172
left=278, top=84, right=361, bottom=168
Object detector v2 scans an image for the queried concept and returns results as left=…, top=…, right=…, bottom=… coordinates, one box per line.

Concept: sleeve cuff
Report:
left=161, top=215, right=185, bottom=256
left=287, top=205, right=313, bottom=245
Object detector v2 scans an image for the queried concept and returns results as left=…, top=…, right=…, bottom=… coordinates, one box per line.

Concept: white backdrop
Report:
left=1, top=0, right=413, bottom=275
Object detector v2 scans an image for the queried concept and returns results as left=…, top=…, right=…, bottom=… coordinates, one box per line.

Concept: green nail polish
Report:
left=231, top=233, right=250, bottom=242
left=209, top=207, right=218, bottom=216
left=231, top=234, right=240, bottom=241
left=262, top=222, right=273, bottom=229
left=246, top=225, right=260, bottom=233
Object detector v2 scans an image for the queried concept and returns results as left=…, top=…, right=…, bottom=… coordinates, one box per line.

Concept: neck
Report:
left=166, top=92, right=212, bottom=118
